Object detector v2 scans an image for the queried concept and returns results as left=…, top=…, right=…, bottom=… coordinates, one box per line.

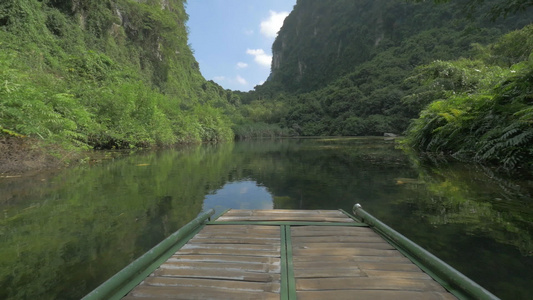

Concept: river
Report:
left=1, top=137, right=532, bottom=299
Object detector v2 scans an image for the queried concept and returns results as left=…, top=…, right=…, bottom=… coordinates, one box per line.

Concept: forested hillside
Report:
left=0, top=0, right=237, bottom=154
left=1, top=0, right=532, bottom=172
left=240, top=0, right=532, bottom=170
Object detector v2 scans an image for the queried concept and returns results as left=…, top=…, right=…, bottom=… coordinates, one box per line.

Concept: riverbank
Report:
left=0, top=136, right=82, bottom=175
left=0, top=135, right=206, bottom=176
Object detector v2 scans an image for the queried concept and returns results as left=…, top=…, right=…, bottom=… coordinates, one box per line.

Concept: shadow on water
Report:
left=0, top=145, right=234, bottom=300
left=1, top=137, right=532, bottom=299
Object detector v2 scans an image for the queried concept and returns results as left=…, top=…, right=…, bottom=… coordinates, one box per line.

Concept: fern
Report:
left=504, top=129, right=533, bottom=147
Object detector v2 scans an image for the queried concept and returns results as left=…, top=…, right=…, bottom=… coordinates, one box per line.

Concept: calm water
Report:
left=1, top=138, right=532, bottom=299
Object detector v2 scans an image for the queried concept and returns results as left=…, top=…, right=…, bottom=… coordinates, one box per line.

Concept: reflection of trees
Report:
left=0, top=143, right=236, bottom=299
left=232, top=138, right=414, bottom=212
left=4, top=138, right=531, bottom=299
left=401, top=152, right=533, bottom=257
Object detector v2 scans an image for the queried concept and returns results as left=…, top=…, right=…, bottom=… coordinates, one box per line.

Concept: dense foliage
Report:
left=0, top=0, right=237, bottom=150
left=405, top=25, right=533, bottom=169
left=1, top=0, right=532, bottom=171
left=0, top=144, right=237, bottom=299
left=412, top=0, right=533, bottom=19
left=239, top=0, right=530, bottom=138
left=241, top=0, right=532, bottom=170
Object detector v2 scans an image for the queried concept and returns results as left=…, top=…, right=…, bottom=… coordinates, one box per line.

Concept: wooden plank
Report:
left=293, top=267, right=365, bottom=278
left=363, top=270, right=433, bottom=280
left=292, top=260, right=417, bottom=271
left=292, top=261, right=361, bottom=270
left=124, top=285, right=280, bottom=300
left=200, top=224, right=280, bottom=230
left=292, top=242, right=395, bottom=250
left=196, top=230, right=280, bottom=236
left=291, top=225, right=376, bottom=233
left=208, top=221, right=367, bottom=227
left=292, top=228, right=379, bottom=237
left=216, top=216, right=354, bottom=222
left=296, top=290, right=457, bottom=300
left=141, top=277, right=281, bottom=293
left=291, top=226, right=374, bottom=237
left=175, top=247, right=279, bottom=257
left=197, top=230, right=278, bottom=237
left=289, top=235, right=385, bottom=243
left=198, top=225, right=279, bottom=233
left=153, top=268, right=281, bottom=282
left=357, top=262, right=422, bottom=272
left=292, top=255, right=411, bottom=264
left=168, top=255, right=281, bottom=265
left=188, top=237, right=280, bottom=244
left=223, top=209, right=347, bottom=216
left=180, top=243, right=280, bottom=251
left=248, top=212, right=349, bottom=217
left=292, top=247, right=403, bottom=257
left=197, top=230, right=279, bottom=236
left=296, top=277, right=447, bottom=292
left=193, top=234, right=279, bottom=240
left=159, top=261, right=280, bottom=273
left=221, top=210, right=253, bottom=216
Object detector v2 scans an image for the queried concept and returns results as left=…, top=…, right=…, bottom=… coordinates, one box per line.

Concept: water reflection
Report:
left=1, top=138, right=532, bottom=299
left=203, top=181, right=273, bottom=216
left=0, top=146, right=233, bottom=300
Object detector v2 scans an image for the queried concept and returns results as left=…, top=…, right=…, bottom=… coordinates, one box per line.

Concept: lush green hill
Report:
left=267, top=0, right=530, bottom=94
left=237, top=0, right=532, bottom=170
left=2, top=0, right=532, bottom=172
left=405, top=25, right=533, bottom=170
left=0, top=0, right=237, bottom=153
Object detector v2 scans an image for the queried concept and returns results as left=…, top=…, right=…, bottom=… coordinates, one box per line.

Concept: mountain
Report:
left=0, top=0, right=237, bottom=152
left=268, top=0, right=530, bottom=93
left=245, top=0, right=531, bottom=138
left=243, top=0, right=533, bottom=170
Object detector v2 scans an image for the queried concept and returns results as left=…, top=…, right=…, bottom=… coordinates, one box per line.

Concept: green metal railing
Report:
left=352, top=203, right=499, bottom=300
left=82, top=209, right=215, bottom=300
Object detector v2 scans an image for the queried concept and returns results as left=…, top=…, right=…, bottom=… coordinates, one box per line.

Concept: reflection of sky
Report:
left=202, top=181, right=274, bottom=216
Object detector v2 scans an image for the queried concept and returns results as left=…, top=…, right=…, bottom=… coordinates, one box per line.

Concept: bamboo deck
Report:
left=122, top=209, right=456, bottom=299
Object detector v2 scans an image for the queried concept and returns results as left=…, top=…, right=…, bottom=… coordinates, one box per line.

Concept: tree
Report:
left=411, top=0, right=533, bottom=19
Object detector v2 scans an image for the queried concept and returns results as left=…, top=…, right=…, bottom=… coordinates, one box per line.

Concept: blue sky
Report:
left=186, top=0, right=296, bottom=91
left=203, top=180, right=274, bottom=216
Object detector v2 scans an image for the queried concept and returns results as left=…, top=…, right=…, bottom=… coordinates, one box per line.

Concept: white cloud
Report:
left=236, top=75, right=248, bottom=85
left=244, top=29, right=254, bottom=35
left=246, top=49, right=272, bottom=67
left=260, top=10, right=289, bottom=38
left=236, top=62, right=248, bottom=69
left=213, top=76, right=226, bottom=81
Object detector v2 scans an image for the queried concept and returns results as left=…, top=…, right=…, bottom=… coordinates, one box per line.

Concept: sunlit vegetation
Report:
left=0, top=0, right=236, bottom=152
left=405, top=25, right=533, bottom=170
left=1, top=0, right=532, bottom=172
left=245, top=0, right=530, bottom=137
left=240, top=0, right=532, bottom=171
left=0, top=144, right=236, bottom=299
left=399, top=148, right=533, bottom=259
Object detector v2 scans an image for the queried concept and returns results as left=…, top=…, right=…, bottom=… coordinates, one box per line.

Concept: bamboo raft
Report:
left=83, top=205, right=499, bottom=300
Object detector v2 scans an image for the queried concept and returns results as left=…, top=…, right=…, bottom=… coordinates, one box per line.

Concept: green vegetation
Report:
left=405, top=25, right=533, bottom=170
left=412, top=0, right=533, bottom=19
left=0, top=144, right=236, bottom=299
left=242, top=0, right=530, bottom=138
left=0, top=0, right=236, bottom=153
left=1, top=0, right=532, bottom=172
left=239, top=0, right=533, bottom=171
left=3, top=138, right=532, bottom=298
